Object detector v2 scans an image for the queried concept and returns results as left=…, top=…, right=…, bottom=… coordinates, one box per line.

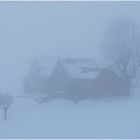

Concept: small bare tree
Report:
left=102, top=18, right=140, bottom=96
left=0, top=93, right=13, bottom=119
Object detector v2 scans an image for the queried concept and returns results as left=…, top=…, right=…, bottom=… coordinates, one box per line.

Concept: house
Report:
left=23, top=57, right=127, bottom=100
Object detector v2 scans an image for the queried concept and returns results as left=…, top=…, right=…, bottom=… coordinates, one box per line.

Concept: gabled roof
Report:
left=30, top=56, right=100, bottom=79
left=61, top=58, right=100, bottom=79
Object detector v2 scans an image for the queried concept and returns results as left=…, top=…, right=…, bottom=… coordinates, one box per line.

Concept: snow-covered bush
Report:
left=33, top=95, right=50, bottom=104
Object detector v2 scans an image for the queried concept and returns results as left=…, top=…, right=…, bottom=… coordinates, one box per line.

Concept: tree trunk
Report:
left=125, top=76, right=131, bottom=96
left=126, top=83, right=131, bottom=96
left=4, top=109, right=8, bottom=119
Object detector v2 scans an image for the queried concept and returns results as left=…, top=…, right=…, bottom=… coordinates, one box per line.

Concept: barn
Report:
left=23, top=57, right=127, bottom=100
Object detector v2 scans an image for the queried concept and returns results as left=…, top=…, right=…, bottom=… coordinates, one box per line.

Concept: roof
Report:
left=29, top=57, right=100, bottom=80
left=61, top=58, right=100, bottom=79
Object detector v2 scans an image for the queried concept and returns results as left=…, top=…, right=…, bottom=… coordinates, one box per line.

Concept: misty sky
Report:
left=0, top=1, right=140, bottom=95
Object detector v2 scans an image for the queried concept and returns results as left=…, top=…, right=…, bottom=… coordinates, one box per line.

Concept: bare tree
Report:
left=102, top=18, right=140, bottom=96
left=0, top=93, right=13, bottom=119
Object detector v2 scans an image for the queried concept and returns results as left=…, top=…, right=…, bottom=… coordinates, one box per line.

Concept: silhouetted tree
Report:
left=102, top=18, right=140, bottom=96
left=0, top=93, right=13, bottom=119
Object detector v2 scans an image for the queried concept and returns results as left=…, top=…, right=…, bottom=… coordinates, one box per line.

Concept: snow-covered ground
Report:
left=0, top=91, right=140, bottom=139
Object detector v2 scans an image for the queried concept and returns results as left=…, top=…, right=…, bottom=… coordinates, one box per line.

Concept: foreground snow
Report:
left=0, top=93, right=140, bottom=138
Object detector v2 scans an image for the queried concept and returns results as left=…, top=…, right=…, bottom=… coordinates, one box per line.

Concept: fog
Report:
left=0, top=1, right=140, bottom=139
left=0, top=1, right=139, bottom=95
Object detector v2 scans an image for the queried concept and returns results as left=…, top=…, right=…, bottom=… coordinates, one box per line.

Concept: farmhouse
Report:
left=23, top=57, right=127, bottom=99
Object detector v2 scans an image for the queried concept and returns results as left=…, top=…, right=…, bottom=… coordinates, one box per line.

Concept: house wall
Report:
left=23, top=76, right=49, bottom=95
left=93, top=69, right=127, bottom=97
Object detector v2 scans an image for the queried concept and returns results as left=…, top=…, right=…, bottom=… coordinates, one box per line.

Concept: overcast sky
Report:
left=0, top=1, right=140, bottom=95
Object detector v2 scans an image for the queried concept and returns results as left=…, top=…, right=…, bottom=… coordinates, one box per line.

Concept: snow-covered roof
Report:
left=31, top=57, right=100, bottom=79
left=61, top=58, right=100, bottom=79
